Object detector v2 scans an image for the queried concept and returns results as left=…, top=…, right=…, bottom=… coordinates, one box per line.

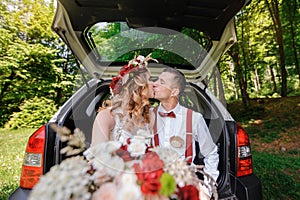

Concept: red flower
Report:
left=109, top=76, right=122, bottom=95
left=110, top=64, right=141, bottom=95
left=133, top=152, right=165, bottom=195
left=119, top=64, right=137, bottom=76
left=177, top=185, right=199, bottom=200
left=115, top=148, right=134, bottom=162
left=140, top=178, right=161, bottom=195
left=119, top=65, right=129, bottom=76
left=133, top=162, right=164, bottom=182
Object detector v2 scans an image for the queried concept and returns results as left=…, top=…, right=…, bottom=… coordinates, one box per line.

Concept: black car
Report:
left=10, top=0, right=262, bottom=199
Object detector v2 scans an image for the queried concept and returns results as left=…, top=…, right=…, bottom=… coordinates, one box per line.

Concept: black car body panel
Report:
left=9, top=188, right=30, bottom=200
left=235, top=174, right=263, bottom=199
left=58, top=0, right=249, bottom=40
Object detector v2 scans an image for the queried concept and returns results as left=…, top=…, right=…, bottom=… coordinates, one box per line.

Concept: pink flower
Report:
left=116, top=148, right=134, bottom=162
left=92, top=182, right=118, bottom=200
left=93, top=168, right=111, bottom=186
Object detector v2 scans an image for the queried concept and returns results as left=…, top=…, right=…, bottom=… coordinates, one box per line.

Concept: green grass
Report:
left=0, top=128, right=34, bottom=200
left=252, top=150, right=300, bottom=200
left=228, top=96, right=300, bottom=200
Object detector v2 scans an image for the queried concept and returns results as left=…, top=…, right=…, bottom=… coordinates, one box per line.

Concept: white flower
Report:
left=136, top=55, right=145, bottom=63
left=131, top=135, right=147, bottom=143
left=84, top=141, right=121, bottom=160
left=129, top=60, right=139, bottom=66
left=127, top=137, right=147, bottom=157
left=92, top=168, right=112, bottom=186
left=104, top=155, right=125, bottom=177
left=117, top=173, right=141, bottom=200
left=150, top=146, right=181, bottom=165
left=117, top=184, right=141, bottom=200
left=28, top=156, right=91, bottom=200
left=83, top=144, right=104, bottom=160
left=105, top=141, right=122, bottom=152
left=119, top=172, right=138, bottom=185
left=165, top=159, right=195, bottom=187
left=92, top=153, right=111, bottom=170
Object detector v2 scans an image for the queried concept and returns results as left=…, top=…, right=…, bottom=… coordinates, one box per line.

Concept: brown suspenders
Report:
left=153, top=106, right=193, bottom=164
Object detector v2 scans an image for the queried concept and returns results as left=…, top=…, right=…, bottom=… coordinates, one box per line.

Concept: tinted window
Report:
left=84, top=22, right=212, bottom=69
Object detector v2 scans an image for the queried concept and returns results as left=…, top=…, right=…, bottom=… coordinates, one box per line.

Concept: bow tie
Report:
left=158, top=111, right=176, bottom=118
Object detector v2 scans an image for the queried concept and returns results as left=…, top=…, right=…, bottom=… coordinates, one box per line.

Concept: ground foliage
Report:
left=228, top=96, right=300, bottom=199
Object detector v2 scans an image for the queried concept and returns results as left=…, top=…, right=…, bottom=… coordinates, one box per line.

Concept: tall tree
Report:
left=228, top=44, right=251, bottom=109
left=265, top=0, right=288, bottom=96
left=282, top=0, right=300, bottom=82
left=0, top=0, right=76, bottom=127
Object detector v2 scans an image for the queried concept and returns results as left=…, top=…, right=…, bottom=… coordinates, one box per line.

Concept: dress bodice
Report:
left=111, top=112, right=152, bottom=145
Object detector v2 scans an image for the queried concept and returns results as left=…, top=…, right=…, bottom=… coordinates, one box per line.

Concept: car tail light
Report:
left=20, top=125, right=46, bottom=189
left=236, top=123, right=253, bottom=177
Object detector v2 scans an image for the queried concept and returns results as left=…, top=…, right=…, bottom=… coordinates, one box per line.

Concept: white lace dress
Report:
left=111, top=112, right=152, bottom=146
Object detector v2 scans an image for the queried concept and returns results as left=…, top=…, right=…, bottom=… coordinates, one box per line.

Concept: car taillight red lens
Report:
left=20, top=125, right=46, bottom=189
left=237, top=124, right=253, bottom=177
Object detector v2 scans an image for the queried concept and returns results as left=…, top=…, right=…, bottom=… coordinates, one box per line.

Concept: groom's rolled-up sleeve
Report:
left=194, top=114, right=219, bottom=197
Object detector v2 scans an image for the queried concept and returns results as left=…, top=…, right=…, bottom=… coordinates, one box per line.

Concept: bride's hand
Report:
left=199, top=184, right=212, bottom=200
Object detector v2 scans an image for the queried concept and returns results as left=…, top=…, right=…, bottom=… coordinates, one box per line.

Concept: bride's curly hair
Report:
left=108, top=54, right=157, bottom=129
left=111, top=68, right=151, bottom=128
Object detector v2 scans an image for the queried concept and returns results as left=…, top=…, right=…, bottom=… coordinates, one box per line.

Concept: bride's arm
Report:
left=149, top=109, right=156, bottom=132
left=91, top=108, right=115, bottom=146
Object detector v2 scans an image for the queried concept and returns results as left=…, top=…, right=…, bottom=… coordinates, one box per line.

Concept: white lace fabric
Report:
left=112, top=111, right=152, bottom=145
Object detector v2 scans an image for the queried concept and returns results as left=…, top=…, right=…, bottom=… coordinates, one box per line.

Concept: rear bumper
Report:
left=235, top=174, right=262, bottom=200
left=9, top=187, right=30, bottom=200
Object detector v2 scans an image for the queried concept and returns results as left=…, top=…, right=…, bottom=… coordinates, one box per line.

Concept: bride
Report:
left=91, top=54, right=157, bottom=146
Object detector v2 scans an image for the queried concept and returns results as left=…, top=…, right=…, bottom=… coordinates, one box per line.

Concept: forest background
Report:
left=1, top=0, right=299, bottom=128
left=1, top=0, right=299, bottom=127
left=0, top=0, right=299, bottom=199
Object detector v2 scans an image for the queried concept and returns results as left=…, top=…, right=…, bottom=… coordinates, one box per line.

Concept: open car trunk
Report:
left=52, top=0, right=250, bottom=81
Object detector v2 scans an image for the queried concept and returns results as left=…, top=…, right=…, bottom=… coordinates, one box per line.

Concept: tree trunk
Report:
left=228, top=45, right=251, bottom=110
left=236, top=55, right=251, bottom=109
left=286, top=0, right=300, bottom=82
left=240, top=11, right=250, bottom=94
left=254, top=67, right=260, bottom=91
left=269, top=64, right=277, bottom=93
left=216, top=67, right=227, bottom=107
left=213, top=67, right=218, bottom=97
left=229, top=60, right=239, bottom=100
left=265, top=0, right=288, bottom=97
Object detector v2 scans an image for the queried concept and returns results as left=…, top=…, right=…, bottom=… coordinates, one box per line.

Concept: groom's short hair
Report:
left=163, top=68, right=186, bottom=94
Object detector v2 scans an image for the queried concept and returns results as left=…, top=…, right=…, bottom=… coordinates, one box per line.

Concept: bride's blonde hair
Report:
left=111, top=68, right=151, bottom=128
left=108, top=54, right=157, bottom=129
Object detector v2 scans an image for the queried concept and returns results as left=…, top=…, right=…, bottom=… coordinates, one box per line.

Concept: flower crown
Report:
left=109, top=54, right=158, bottom=95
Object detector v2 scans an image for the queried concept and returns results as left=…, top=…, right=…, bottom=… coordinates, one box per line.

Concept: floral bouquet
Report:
left=29, top=126, right=217, bottom=200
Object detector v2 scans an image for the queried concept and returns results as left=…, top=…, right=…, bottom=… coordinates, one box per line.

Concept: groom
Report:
left=153, top=68, right=219, bottom=199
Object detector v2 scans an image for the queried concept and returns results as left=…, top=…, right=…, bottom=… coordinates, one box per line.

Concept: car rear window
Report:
left=84, top=22, right=212, bottom=69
